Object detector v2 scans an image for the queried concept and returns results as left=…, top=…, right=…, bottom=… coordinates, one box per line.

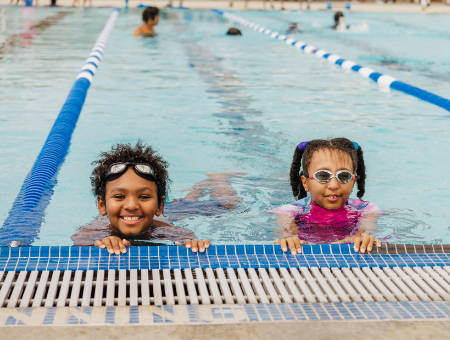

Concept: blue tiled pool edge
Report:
left=0, top=244, right=449, bottom=272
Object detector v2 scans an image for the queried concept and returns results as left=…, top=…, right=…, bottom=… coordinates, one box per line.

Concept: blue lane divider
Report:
left=0, top=9, right=120, bottom=247
left=212, top=9, right=450, bottom=112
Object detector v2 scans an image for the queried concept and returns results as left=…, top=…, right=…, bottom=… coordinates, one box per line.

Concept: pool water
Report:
left=1, top=7, right=450, bottom=246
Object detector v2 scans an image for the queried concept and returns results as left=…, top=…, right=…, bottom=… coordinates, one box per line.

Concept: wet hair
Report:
left=289, top=138, right=366, bottom=200
left=143, top=7, right=159, bottom=23
left=334, top=11, right=344, bottom=23
left=91, top=141, right=170, bottom=206
left=226, top=28, right=242, bottom=36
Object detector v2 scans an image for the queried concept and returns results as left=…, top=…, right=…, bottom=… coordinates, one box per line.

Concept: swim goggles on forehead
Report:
left=105, top=162, right=157, bottom=183
left=304, top=170, right=358, bottom=184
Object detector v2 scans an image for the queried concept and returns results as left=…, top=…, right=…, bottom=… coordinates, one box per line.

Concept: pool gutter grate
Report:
left=1, top=266, right=450, bottom=308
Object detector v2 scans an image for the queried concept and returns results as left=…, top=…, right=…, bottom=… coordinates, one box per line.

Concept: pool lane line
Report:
left=0, top=9, right=120, bottom=247
left=0, top=11, right=71, bottom=63
left=212, top=10, right=450, bottom=113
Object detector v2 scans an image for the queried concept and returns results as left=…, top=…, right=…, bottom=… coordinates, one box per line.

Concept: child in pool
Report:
left=133, top=7, right=159, bottom=38
left=71, top=141, right=243, bottom=254
left=271, top=138, right=382, bottom=254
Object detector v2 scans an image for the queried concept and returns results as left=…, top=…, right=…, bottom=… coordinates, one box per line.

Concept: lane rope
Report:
left=0, top=9, right=120, bottom=247
left=212, top=9, right=450, bottom=112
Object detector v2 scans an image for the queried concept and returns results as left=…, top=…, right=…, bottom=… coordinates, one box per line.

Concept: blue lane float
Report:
left=212, top=10, right=450, bottom=113
left=0, top=9, right=120, bottom=247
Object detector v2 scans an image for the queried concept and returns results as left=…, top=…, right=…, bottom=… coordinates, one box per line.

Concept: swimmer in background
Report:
left=332, top=11, right=349, bottom=30
left=270, top=138, right=382, bottom=254
left=71, top=141, right=245, bottom=254
left=133, top=7, right=160, bottom=37
left=333, top=11, right=368, bottom=32
left=226, top=28, right=242, bottom=36
left=286, top=23, right=302, bottom=35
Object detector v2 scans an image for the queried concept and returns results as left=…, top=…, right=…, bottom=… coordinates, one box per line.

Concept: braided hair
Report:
left=289, top=138, right=366, bottom=200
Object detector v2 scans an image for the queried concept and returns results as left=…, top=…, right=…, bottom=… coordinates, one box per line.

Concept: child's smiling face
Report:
left=301, top=149, right=356, bottom=209
left=97, top=168, right=164, bottom=235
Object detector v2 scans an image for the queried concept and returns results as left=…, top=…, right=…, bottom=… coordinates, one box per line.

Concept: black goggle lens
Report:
left=315, top=171, right=331, bottom=182
left=337, top=171, right=353, bottom=183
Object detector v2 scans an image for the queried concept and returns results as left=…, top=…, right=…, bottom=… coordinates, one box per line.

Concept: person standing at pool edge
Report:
left=271, top=138, right=382, bottom=254
left=133, top=7, right=159, bottom=37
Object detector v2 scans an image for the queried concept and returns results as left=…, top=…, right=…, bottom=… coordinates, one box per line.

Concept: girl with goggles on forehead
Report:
left=270, top=138, right=382, bottom=254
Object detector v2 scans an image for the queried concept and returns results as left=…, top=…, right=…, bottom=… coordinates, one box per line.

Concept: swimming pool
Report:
left=1, top=7, right=450, bottom=246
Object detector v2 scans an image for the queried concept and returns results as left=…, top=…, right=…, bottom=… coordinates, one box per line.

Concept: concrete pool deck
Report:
left=2, top=320, right=450, bottom=340
left=2, top=0, right=450, bottom=13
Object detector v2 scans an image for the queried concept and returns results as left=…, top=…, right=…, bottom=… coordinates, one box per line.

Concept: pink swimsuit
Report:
left=269, top=197, right=381, bottom=243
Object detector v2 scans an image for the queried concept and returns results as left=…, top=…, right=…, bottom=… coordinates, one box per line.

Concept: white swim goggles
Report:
left=304, top=170, right=358, bottom=184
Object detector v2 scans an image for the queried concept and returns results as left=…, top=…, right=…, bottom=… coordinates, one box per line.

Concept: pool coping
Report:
left=0, top=244, right=449, bottom=272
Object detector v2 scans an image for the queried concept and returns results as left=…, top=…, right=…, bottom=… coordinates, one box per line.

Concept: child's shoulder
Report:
left=347, top=198, right=382, bottom=213
left=133, top=26, right=144, bottom=37
left=268, top=197, right=311, bottom=216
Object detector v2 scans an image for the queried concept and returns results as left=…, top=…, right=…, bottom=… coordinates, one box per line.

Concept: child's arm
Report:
left=274, top=213, right=307, bottom=255
left=333, top=213, right=382, bottom=253
left=358, top=212, right=381, bottom=235
left=71, top=217, right=110, bottom=246
left=153, top=219, right=211, bottom=253
left=132, top=27, right=142, bottom=37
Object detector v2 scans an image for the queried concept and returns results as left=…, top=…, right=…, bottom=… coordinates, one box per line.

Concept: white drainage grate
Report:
left=1, top=266, right=450, bottom=308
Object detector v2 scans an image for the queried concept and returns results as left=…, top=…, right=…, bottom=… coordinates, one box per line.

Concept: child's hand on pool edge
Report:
left=175, top=239, right=210, bottom=253
left=275, top=237, right=308, bottom=255
left=333, top=234, right=381, bottom=253
left=95, top=236, right=131, bottom=255
left=353, top=235, right=381, bottom=253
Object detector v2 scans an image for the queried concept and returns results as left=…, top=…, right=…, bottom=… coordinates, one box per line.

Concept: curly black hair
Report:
left=290, top=138, right=366, bottom=200
left=91, top=141, right=170, bottom=205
